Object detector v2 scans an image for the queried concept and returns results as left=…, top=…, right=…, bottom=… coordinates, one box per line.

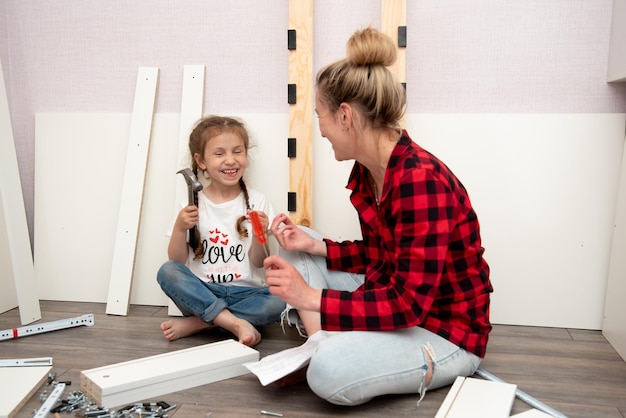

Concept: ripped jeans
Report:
left=279, top=227, right=481, bottom=406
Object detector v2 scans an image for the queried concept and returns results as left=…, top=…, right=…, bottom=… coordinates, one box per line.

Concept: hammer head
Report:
left=177, top=168, right=203, bottom=191
left=177, top=168, right=203, bottom=205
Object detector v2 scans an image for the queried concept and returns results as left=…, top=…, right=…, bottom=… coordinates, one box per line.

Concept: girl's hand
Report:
left=264, top=255, right=321, bottom=312
left=247, top=209, right=269, bottom=238
left=174, top=205, right=199, bottom=231
left=270, top=213, right=315, bottom=253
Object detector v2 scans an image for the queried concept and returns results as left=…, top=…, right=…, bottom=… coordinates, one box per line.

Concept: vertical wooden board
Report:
left=0, top=60, right=41, bottom=323
left=381, top=0, right=406, bottom=124
left=168, top=65, right=205, bottom=316
left=106, top=67, right=159, bottom=315
left=288, top=0, right=313, bottom=227
left=602, top=133, right=626, bottom=361
left=130, top=114, right=180, bottom=307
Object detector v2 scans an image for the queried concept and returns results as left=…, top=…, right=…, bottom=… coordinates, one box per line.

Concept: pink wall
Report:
left=2, top=0, right=625, bottom=245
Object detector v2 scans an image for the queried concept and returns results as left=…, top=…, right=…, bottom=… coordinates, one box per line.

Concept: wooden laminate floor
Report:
left=1, top=301, right=625, bottom=418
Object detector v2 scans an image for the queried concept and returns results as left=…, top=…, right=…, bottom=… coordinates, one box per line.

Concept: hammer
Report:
left=177, top=168, right=203, bottom=250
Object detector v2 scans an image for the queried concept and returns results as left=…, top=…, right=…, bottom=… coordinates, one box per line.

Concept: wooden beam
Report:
left=381, top=0, right=406, bottom=85
left=382, top=0, right=407, bottom=127
left=0, top=60, right=41, bottom=325
left=106, top=67, right=159, bottom=315
left=288, top=0, right=313, bottom=227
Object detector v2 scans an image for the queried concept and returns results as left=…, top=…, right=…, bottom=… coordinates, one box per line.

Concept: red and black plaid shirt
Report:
left=321, top=132, right=493, bottom=358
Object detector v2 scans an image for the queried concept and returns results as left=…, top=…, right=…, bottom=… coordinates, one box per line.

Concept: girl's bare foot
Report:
left=212, top=310, right=262, bottom=347
left=235, top=320, right=262, bottom=347
left=160, top=316, right=213, bottom=341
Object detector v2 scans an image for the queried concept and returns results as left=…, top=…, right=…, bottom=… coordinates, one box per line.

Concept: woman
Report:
left=264, top=27, right=493, bottom=406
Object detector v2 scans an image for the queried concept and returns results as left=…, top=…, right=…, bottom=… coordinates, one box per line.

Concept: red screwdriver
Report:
left=249, top=211, right=270, bottom=259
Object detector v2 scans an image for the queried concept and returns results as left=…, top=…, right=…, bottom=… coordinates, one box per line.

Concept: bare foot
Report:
left=160, top=316, right=213, bottom=341
left=274, top=365, right=308, bottom=387
left=233, top=319, right=262, bottom=347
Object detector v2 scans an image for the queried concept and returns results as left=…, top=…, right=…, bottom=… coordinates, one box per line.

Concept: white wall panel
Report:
left=35, top=112, right=624, bottom=328
left=35, top=113, right=288, bottom=306
left=315, top=114, right=626, bottom=329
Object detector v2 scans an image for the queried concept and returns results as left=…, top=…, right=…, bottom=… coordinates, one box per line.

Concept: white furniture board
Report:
left=435, top=376, right=516, bottom=418
left=106, top=67, right=159, bottom=316
left=603, top=134, right=626, bottom=361
left=34, top=113, right=288, bottom=307
left=608, top=0, right=626, bottom=82
left=0, top=366, right=52, bottom=418
left=0, top=59, right=41, bottom=323
left=80, top=339, right=258, bottom=408
left=510, top=409, right=554, bottom=417
left=168, top=64, right=205, bottom=317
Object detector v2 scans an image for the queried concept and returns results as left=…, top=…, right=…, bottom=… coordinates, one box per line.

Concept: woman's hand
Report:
left=264, top=255, right=322, bottom=313
left=270, top=213, right=316, bottom=253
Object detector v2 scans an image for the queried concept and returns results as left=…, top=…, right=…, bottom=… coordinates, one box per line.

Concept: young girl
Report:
left=157, top=115, right=285, bottom=347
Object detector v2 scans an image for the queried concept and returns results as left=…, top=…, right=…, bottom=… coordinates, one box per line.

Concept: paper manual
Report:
left=244, top=330, right=334, bottom=386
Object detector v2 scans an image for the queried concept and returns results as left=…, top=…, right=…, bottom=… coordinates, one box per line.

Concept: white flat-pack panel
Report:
left=435, top=376, right=516, bottom=418
left=603, top=135, right=626, bottom=361
left=0, top=366, right=52, bottom=418
left=35, top=113, right=132, bottom=302
left=106, top=67, right=159, bottom=315
left=0, top=60, right=40, bottom=323
left=80, top=339, right=258, bottom=408
left=168, top=64, right=205, bottom=317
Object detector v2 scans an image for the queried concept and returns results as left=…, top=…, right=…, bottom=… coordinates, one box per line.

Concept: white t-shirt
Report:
left=172, top=188, right=274, bottom=288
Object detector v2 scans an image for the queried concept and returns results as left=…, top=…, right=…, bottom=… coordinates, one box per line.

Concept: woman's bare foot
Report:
left=160, top=316, right=214, bottom=341
left=274, top=365, right=308, bottom=387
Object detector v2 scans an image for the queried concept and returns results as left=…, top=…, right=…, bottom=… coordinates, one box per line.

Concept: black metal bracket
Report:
left=288, top=192, right=297, bottom=212
left=288, top=29, right=296, bottom=50
left=288, top=137, right=297, bottom=158
left=398, top=26, right=407, bottom=48
left=288, top=84, right=297, bottom=104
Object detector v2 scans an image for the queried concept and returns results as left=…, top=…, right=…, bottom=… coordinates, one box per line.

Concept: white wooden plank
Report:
left=168, top=65, right=205, bottom=317
left=106, top=67, right=159, bottom=315
left=0, top=366, right=52, bottom=418
left=510, top=410, right=554, bottom=418
left=603, top=134, right=626, bottom=361
left=0, top=60, right=41, bottom=324
left=80, top=339, right=258, bottom=408
left=435, top=376, right=516, bottom=418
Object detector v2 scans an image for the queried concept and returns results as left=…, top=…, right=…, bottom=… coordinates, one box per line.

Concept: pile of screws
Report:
left=37, top=385, right=176, bottom=418
left=73, top=401, right=177, bottom=417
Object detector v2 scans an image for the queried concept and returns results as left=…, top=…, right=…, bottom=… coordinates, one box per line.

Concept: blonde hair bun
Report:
left=346, top=27, right=396, bottom=67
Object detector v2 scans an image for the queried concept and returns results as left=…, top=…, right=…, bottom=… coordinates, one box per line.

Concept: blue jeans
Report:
left=280, top=227, right=481, bottom=406
left=156, top=260, right=285, bottom=326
